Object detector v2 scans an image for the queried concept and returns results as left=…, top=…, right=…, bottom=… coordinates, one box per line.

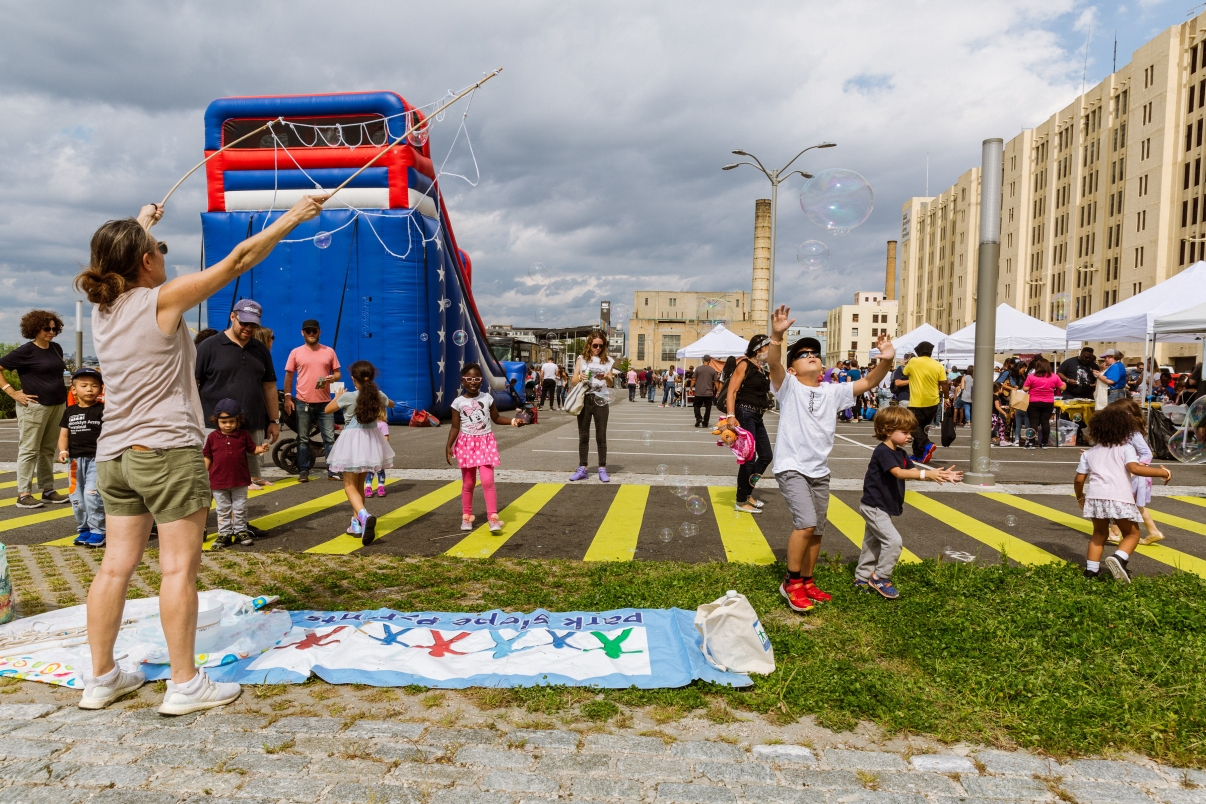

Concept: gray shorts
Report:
left=776, top=470, right=829, bottom=534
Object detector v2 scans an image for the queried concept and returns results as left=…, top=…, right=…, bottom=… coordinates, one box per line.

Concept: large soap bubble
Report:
left=1187, top=395, right=1206, bottom=429
left=799, top=168, right=875, bottom=236
left=314, top=231, right=332, bottom=249
left=528, top=262, right=549, bottom=282
left=1169, top=425, right=1206, bottom=464
left=796, top=240, right=829, bottom=271
left=535, top=308, right=549, bottom=323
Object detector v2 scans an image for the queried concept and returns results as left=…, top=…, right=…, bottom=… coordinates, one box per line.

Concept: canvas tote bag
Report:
left=694, top=590, right=775, bottom=674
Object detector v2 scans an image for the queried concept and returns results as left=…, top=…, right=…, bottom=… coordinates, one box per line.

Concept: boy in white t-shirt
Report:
left=767, top=305, right=896, bottom=613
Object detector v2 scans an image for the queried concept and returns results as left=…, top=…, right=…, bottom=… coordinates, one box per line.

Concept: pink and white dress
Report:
left=451, top=393, right=501, bottom=468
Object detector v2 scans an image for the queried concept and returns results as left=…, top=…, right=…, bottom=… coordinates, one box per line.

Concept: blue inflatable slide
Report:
left=200, top=91, right=513, bottom=422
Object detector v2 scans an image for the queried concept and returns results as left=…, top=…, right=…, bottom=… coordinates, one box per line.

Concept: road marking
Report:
left=979, top=492, right=1206, bottom=578
left=707, top=487, right=776, bottom=565
left=835, top=433, right=874, bottom=451
left=907, top=491, right=1064, bottom=566
left=1171, top=495, right=1206, bottom=510
left=826, top=496, right=921, bottom=564
left=307, top=481, right=462, bottom=554
left=6, top=507, right=77, bottom=537
left=583, top=485, right=649, bottom=562
left=0, top=473, right=67, bottom=491
left=446, top=483, right=564, bottom=559
left=202, top=482, right=396, bottom=550
left=1144, top=506, right=1206, bottom=537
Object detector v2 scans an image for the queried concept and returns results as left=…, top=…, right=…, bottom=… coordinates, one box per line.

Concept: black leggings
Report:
left=735, top=406, right=772, bottom=503
left=1027, top=401, right=1054, bottom=446
left=577, top=395, right=609, bottom=466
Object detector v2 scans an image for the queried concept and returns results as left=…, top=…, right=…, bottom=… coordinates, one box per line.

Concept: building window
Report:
left=668, top=298, right=676, bottom=307
left=637, top=334, right=645, bottom=361
left=659, top=335, right=680, bottom=362
left=851, top=342, right=858, bottom=350
left=851, top=328, right=859, bottom=337
left=644, top=297, right=649, bottom=306
left=852, top=313, right=859, bottom=322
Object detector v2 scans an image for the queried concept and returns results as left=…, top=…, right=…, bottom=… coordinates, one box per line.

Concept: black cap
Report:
left=214, top=398, right=243, bottom=417
left=301, top=319, right=320, bottom=330
left=786, top=337, right=823, bottom=366
left=71, top=367, right=103, bottom=384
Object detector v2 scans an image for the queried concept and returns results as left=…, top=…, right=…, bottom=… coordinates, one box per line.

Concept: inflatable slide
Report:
left=200, top=91, right=510, bottom=422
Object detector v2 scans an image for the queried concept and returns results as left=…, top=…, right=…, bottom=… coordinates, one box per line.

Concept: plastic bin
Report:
left=1050, top=418, right=1078, bottom=447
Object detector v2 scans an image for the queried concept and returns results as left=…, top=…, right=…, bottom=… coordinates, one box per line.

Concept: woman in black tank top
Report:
left=724, top=335, right=774, bottom=513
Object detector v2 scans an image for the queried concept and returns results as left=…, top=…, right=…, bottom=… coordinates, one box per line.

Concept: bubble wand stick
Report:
left=323, top=68, right=503, bottom=204
left=158, top=117, right=285, bottom=208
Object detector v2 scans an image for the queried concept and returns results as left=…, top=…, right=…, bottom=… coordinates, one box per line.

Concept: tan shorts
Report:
left=97, top=446, right=210, bottom=523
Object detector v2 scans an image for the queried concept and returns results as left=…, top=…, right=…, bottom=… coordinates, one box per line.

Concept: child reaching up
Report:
left=325, top=361, right=395, bottom=546
left=1075, top=405, right=1172, bottom=583
left=766, top=305, right=897, bottom=614
left=203, top=399, right=270, bottom=548
left=857, top=406, right=962, bottom=598
left=446, top=363, right=524, bottom=533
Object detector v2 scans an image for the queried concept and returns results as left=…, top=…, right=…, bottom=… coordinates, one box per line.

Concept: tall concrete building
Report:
left=825, top=291, right=900, bottom=365
left=628, top=291, right=758, bottom=369
left=899, top=12, right=1206, bottom=368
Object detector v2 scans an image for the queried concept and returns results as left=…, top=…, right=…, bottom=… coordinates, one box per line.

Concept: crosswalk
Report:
left=1, top=470, right=1204, bottom=577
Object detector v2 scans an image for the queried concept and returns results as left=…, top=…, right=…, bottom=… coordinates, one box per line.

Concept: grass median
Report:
left=90, top=550, right=1203, bottom=765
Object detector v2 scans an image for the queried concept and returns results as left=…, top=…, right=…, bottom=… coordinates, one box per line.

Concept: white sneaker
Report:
left=79, top=664, right=146, bottom=710
left=158, top=669, right=241, bottom=716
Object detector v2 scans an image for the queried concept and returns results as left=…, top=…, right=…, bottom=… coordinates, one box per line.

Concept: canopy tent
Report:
left=936, top=303, right=1079, bottom=359
left=1066, top=261, right=1206, bottom=344
left=891, top=323, right=946, bottom=357
left=676, top=324, right=749, bottom=359
left=1153, top=298, right=1206, bottom=336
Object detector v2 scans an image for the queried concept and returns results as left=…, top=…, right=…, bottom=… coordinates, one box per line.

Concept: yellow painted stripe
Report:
left=6, top=507, right=77, bottom=540
left=826, top=496, right=921, bottom=564
left=1145, top=507, right=1206, bottom=537
left=980, top=492, right=1206, bottom=578
left=307, top=481, right=462, bottom=555
left=583, top=485, right=649, bottom=562
left=0, top=473, right=67, bottom=491
left=446, top=483, right=563, bottom=559
left=1171, top=495, right=1206, bottom=510
left=203, top=481, right=389, bottom=551
left=907, top=491, right=1063, bottom=566
left=707, top=487, right=775, bottom=565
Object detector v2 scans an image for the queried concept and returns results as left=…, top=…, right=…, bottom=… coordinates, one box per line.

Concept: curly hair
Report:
left=1087, top=405, right=1136, bottom=447
left=873, top=405, right=918, bottom=439
left=1108, top=397, right=1146, bottom=436
left=19, top=310, right=64, bottom=341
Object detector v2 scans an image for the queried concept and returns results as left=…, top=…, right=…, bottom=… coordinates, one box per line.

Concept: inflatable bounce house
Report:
left=200, top=91, right=518, bottom=422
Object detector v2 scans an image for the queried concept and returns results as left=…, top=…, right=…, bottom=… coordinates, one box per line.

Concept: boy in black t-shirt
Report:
left=57, top=368, right=106, bottom=547
left=857, top=406, right=961, bottom=599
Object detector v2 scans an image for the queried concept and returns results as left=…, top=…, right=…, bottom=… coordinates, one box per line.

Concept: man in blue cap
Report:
left=194, top=299, right=280, bottom=487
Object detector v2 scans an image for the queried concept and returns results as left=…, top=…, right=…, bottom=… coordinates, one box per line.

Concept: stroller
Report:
left=272, top=389, right=343, bottom=475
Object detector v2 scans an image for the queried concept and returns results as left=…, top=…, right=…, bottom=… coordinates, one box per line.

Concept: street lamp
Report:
left=723, top=143, right=836, bottom=334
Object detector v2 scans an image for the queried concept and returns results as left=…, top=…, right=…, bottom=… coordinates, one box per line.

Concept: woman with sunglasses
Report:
left=72, top=194, right=324, bottom=715
left=569, top=332, right=615, bottom=482
left=1, top=310, right=71, bottom=509
left=723, top=333, right=774, bottom=514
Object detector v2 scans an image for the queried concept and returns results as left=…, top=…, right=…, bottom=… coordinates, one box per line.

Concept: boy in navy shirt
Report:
left=57, top=368, right=107, bottom=547
left=857, top=406, right=961, bottom=598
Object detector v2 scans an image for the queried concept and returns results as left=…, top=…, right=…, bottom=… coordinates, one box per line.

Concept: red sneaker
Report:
left=779, top=578, right=815, bottom=613
left=801, top=579, right=832, bottom=604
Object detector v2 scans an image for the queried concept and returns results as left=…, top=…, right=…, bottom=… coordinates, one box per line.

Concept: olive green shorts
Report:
left=97, top=447, right=211, bottom=523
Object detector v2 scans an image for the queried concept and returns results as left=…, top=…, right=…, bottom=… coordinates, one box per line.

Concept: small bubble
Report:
left=314, top=231, right=332, bottom=249
left=642, top=431, right=653, bottom=446
left=972, top=440, right=981, bottom=450
left=679, top=522, right=697, bottom=539
left=452, top=330, right=468, bottom=347
left=528, top=262, right=549, bottom=282
left=672, top=484, right=690, bottom=499
left=1005, top=515, right=1017, bottom=527
left=686, top=495, right=707, bottom=516
left=420, top=333, right=429, bottom=342
left=656, top=464, right=668, bottom=476
left=989, top=461, right=1001, bottom=474
left=976, top=456, right=989, bottom=472
left=659, top=528, right=673, bottom=543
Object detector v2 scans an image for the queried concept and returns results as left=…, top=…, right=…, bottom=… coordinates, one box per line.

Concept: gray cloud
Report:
left=0, top=0, right=1088, bottom=353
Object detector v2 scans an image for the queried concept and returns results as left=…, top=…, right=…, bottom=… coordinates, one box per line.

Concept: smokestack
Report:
left=751, top=199, right=771, bottom=322
left=885, top=240, right=898, bottom=300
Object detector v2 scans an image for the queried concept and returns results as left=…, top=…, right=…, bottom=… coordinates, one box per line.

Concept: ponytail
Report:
left=349, top=360, right=382, bottom=425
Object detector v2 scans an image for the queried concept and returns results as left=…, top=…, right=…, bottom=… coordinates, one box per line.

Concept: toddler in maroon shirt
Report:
left=203, top=398, right=268, bottom=548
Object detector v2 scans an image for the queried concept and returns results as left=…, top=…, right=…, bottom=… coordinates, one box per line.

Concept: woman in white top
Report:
left=569, top=331, right=615, bottom=482
left=73, top=195, right=324, bottom=714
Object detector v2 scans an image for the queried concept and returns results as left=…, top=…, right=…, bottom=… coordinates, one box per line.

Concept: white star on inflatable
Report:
left=435, top=389, right=444, bottom=403
left=434, top=237, right=443, bottom=251
left=438, top=297, right=451, bottom=311
left=458, top=359, right=465, bottom=371
left=437, top=359, right=445, bottom=374
left=458, top=300, right=468, bottom=317
left=438, top=329, right=446, bottom=343
left=437, top=266, right=445, bottom=283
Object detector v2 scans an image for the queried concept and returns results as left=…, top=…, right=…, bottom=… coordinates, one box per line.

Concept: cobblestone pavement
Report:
left=0, top=700, right=1201, bottom=803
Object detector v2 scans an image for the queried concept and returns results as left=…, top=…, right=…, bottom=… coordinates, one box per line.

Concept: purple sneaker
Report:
left=598, top=468, right=610, bottom=483
left=569, top=466, right=589, bottom=482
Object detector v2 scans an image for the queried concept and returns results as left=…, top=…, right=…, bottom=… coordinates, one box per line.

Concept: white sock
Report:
left=1086, top=560, right=1101, bottom=572
left=172, top=670, right=205, bottom=694
left=1114, top=550, right=1130, bottom=562
left=93, top=665, right=119, bottom=684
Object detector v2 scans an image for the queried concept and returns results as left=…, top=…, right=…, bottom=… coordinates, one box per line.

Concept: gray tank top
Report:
left=92, top=286, right=205, bottom=461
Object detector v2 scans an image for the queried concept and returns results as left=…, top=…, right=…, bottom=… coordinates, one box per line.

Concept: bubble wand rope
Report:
left=324, top=68, right=502, bottom=203
left=158, top=117, right=284, bottom=208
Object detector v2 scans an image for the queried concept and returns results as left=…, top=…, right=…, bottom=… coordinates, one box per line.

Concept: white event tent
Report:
left=676, top=324, right=749, bottom=359
left=1153, top=299, right=1206, bottom=336
left=892, top=323, right=946, bottom=357
left=1066, top=260, right=1206, bottom=344
left=936, top=303, right=1079, bottom=364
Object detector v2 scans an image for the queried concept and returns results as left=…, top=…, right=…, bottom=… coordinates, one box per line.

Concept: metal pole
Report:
left=967, top=138, right=1003, bottom=486
left=767, top=172, right=778, bottom=336
left=75, top=300, right=84, bottom=370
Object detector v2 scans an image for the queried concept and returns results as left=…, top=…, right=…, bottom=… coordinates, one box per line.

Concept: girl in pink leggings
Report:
left=446, top=363, right=524, bottom=533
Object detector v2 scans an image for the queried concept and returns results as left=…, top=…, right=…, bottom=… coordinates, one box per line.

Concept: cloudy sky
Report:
left=0, top=0, right=1182, bottom=353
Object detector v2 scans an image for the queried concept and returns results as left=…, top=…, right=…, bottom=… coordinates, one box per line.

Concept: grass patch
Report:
left=580, top=699, right=619, bottom=723
left=49, top=549, right=1206, bottom=765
